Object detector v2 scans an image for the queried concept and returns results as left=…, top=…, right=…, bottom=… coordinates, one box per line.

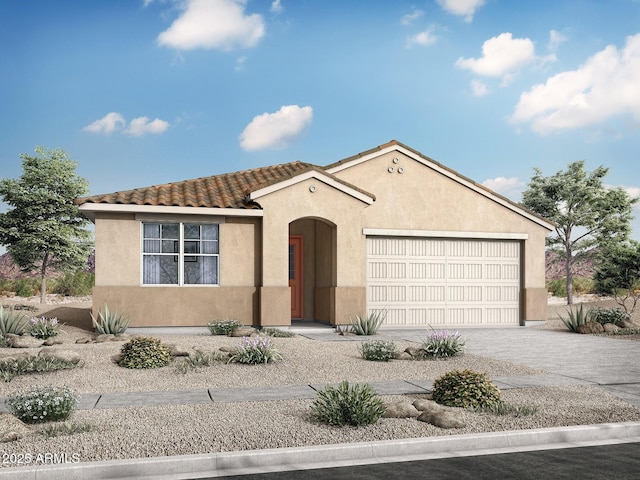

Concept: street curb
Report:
left=4, top=421, right=640, bottom=479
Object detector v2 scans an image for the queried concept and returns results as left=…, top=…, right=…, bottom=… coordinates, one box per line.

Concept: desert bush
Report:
left=546, top=278, right=566, bottom=297
left=573, top=277, right=595, bottom=295
left=311, top=381, right=386, bottom=426
left=419, top=328, right=466, bottom=359
left=262, top=327, right=295, bottom=338
left=350, top=310, right=386, bottom=335
left=50, top=271, right=94, bottom=296
left=480, top=402, right=538, bottom=416
left=118, top=336, right=172, bottom=369
left=546, top=277, right=595, bottom=297
left=228, top=336, right=282, bottom=364
left=0, top=355, right=82, bottom=382
left=39, top=421, right=93, bottom=437
left=432, top=369, right=502, bottom=409
left=207, top=319, right=242, bottom=336
left=7, top=386, right=79, bottom=424
left=590, top=307, right=631, bottom=326
left=27, top=316, right=62, bottom=339
left=174, top=350, right=224, bottom=374
left=91, top=304, right=130, bottom=335
left=13, top=278, right=40, bottom=298
left=559, top=304, right=594, bottom=332
left=0, top=304, right=29, bottom=336
left=359, top=340, right=397, bottom=362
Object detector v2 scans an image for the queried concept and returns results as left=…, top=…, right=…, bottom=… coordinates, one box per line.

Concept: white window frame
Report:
left=141, top=222, right=220, bottom=286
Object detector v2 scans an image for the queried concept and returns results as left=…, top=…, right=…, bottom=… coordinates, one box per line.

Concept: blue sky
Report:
left=1, top=0, right=640, bottom=242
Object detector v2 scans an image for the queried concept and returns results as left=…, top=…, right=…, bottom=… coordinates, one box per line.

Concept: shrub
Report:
left=27, top=316, right=62, bottom=339
left=228, top=336, right=282, bottom=364
left=207, top=319, right=242, bottom=336
left=40, top=421, right=93, bottom=437
left=174, top=350, right=224, bottom=374
left=311, top=381, right=386, bottom=426
left=359, top=340, right=397, bottom=362
left=432, top=369, right=502, bottom=409
left=118, top=336, right=172, bottom=369
left=0, top=304, right=29, bottom=336
left=419, top=328, right=466, bottom=359
left=6, top=386, right=79, bottom=424
left=91, top=304, right=131, bottom=335
left=350, top=310, right=386, bottom=335
left=0, top=355, right=82, bottom=382
left=546, top=278, right=566, bottom=297
left=480, top=402, right=538, bottom=416
left=591, top=307, right=631, bottom=326
left=573, top=277, right=595, bottom=295
left=559, top=304, right=594, bottom=332
left=50, top=271, right=94, bottom=297
left=14, top=278, right=40, bottom=298
left=262, top=327, right=295, bottom=338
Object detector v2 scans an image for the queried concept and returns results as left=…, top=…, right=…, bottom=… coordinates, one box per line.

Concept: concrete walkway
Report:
left=3, top=325, right=640, bottom=479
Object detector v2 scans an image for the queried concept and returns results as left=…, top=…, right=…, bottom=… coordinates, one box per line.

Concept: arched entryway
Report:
left=289, top=217, right=337, bottom=323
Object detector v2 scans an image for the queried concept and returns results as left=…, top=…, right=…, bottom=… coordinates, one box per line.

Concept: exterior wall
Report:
left=331, top=151, right=550, bottom=322
left=92, top=213, right=261, bottom=326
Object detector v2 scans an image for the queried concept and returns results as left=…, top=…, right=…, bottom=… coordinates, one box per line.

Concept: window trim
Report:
left=141, top=221, right=220, bottom=287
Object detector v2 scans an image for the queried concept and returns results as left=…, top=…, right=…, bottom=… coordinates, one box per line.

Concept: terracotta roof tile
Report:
left=75, top=161, right=313, bottom=209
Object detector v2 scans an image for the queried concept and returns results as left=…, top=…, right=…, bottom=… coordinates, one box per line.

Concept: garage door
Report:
left=366, top=237, right=521, bottom=326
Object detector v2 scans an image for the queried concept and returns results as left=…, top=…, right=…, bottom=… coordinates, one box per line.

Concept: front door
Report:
left=289, top=235, right=303, bottom=319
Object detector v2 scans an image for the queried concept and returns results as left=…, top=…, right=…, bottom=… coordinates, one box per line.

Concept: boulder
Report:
left=218, top=345, right=237, bottom=353
left=394, top=352, right=414, bottom=361
left=404, top=346, right=421, bottom=357
left=168, top=344, right=191, bottom=357
left=38, top=349, right=82, bottom=364
left=111, top=334, right=131, bottom=342
left=95, top=334, right=115, bottom=343
left=42, top=337, right=64, bottom=346
left=576, top=322, right=604, bottom=334
left=413, top=399, right=444, bottom=415
left=417, top=409, right=466, bottom=429
left=229, top=327, right=257, bottom=337
left=619, top=319, right=640, bottom=329
left=76, top=336, right=96, bottom=344
left=383, top=401, right=420, bottom=418
left=603, top=323, right=621, bottom=333
left=111, top=354, right=122, bottom=364
left=0, top=413, right=31, bottom=443
left=8, top=335, right=44, bottom=349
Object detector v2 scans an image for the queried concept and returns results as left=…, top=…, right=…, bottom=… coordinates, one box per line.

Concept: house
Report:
left=76, top=140, right=553, bottom=328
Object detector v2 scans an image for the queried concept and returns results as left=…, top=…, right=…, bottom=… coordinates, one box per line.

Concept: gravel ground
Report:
left=1, top=295, right=640, bottom=468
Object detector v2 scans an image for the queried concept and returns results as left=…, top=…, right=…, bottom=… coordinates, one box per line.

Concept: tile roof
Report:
left=75, top=161, right=314, bottom=209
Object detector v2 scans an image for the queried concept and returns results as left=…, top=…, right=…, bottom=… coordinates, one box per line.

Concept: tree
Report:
left=594, top=240, right=640, bottom=314
left=521, top=161, right=637, bottom=305
left=0, top=147, right=93, bottom=303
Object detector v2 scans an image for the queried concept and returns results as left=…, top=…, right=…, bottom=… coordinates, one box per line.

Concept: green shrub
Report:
left=118, top=336, right=172, bottom=369
left=262, top=327, right=296, bottom=337
left=228, top=336, right=282, bottom=364
left=91, top=304, right=131, bottom=335
left=480, top=402, right=538, bottom=416
left=311, top=381, right=386, bottom=426
left=350, top=310, right=386, bottom=335
left=7, top=386, right=79, bottom=424
left=573, top=277, right=595, bottom=295
left=50, top=271, right=94, bottom=296
left=40, top=421, right=93, bottom=437
left=547, top=277, right=595, bottom=297
left=27, top=316, right=62, bottom=339
left=546, top=278, right=566, bottom=297
left=207, top=319, right=242, bottom=336
left=359, top=340, right=397, bottom=361
left=419, top=328, right=466, bottom=359
left=0, top=355, right=82, bottom=382
left=0, top=304, right=29, bottom=336
left=591, top=307, right=631, bottom=326
left=559, top=304, right=594, bottom=332
left=14, top=278, right=40, bottom=297
left=174, top=350, right=224, bottom=374
left=432, top=369, right=502, bottom=409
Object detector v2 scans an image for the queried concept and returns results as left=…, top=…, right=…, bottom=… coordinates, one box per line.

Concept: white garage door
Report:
left=366, top=237, right=521, bottom=326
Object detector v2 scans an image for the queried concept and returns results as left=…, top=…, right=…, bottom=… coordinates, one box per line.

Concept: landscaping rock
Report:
left=229, top=327, right=257, bottom=337
left=218, top=345, right=237, bottom=353
left=619, top=319, right=640, bottom=329
left=96, top=334, right=115, bottom=343
left=111, top=334, right=131, bottom=342
left=42, top=337, right=64, bottom=346
left=38, top=349, right=82, bottom=364
left=76, top=336, right=96, bottom=344
left=576, top=322, right=604, bottom=334
left=168, top=344, right=191, bottom=357
left=417, top=409, right=466, bottom=429
left=404, top=346, right=421, bottom=357
left=383, top=401, right=420, bottom=418
left=8, top=335, right=44, bottom=348
left=0, top=413, right=31, bottom=443
left=394, top=351, right=413, bottom=360
left=603, top=323, right=621, bottom=333
left=111, top=354, right=122, bottom=364
left=412, top=399, right=443, bottom=414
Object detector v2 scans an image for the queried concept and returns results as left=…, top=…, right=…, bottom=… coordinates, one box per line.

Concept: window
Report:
left=142, top=223, right=219, bottom=285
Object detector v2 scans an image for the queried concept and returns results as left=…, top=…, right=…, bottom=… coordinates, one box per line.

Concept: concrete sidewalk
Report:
left=2, top=325, right=640, bottom=479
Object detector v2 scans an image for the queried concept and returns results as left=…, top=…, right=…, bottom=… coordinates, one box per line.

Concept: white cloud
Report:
left=157, top=0, right=265, bottom=51
left=406, top=28, right=437, bottom=48
left=482, top=176, right=525, bottom=199
left=548, top=29, right=567, bottom=52
left=436, top=0, right=485, bottom=22
left=83, top=112, right=125, bottom=135
left=401, top=9, right=423, bottom=26
left=124, top=117, right=170, bottom=137
left=239, top=105, right=313, bottom=151
left=456, top=33, right=537, bottom=80
left=235, top=55, right=247, bottom=71
left=270, top=0, right=283, bottom=14
left=511, top=33, right=640, bottom=134
left=470, top=79, right=489, bottom=96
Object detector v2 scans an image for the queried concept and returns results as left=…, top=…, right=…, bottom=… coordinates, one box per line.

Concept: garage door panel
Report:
left=367, top=237, right=520, bottom=327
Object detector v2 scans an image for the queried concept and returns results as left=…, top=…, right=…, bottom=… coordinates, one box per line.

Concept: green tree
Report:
left=522, top=161, right=637, bottom=305
left=0, top=147, right=93, bottom=303
left=594, top=240, right=640, bottom=314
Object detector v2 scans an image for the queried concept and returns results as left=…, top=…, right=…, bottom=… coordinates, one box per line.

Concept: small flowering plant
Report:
left=228, top=335, right=282, bottom=364
left=419, top=326, right=466, bottom=359
left=27, top=316, right=63, bottom=339
left=6, top=385, right=79, bottom=424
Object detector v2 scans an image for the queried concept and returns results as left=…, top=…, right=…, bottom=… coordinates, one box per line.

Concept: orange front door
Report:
left=289, top=235, right=303, bottom=319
